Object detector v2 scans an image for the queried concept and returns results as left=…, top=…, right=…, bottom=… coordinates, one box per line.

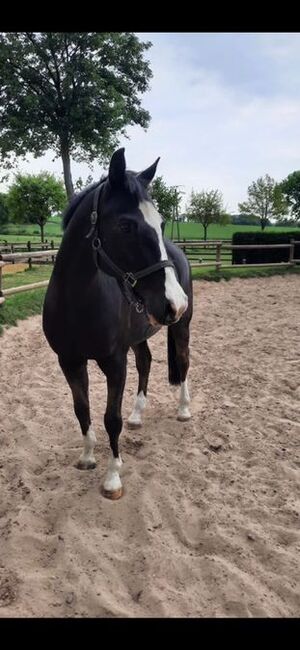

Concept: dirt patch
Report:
left=0, top=276, right=299, bottom=617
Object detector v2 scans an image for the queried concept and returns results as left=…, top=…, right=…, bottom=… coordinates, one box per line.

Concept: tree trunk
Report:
left=203, top=224, right=208, bottom=240
left=60, top=141, right=74, bottom=202
left=261, top=220, right=266, bottom=231
left=40, top=221, right=44, bottom=243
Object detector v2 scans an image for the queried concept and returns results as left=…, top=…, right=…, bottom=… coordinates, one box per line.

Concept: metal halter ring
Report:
left=92, top=237, right=101, bottom=250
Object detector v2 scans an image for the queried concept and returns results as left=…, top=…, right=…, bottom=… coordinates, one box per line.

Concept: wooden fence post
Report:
left=289, top=239, right=295, bottom=266
left=0, top=256, right=4, bottom=305
left=216, top=241, right=222, bottom=272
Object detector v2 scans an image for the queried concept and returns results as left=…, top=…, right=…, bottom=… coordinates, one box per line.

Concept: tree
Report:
left=238, top=174, right=287, bottom=231
left=0, top=32, right=152, bottom=200
left=0, top=192, right=9, bottom=228
left=186, top=189, right=226, bottom=240
left=7, top=172, right=66, bottom=241
left=231, top=213, right=260, bottom=226
left=150, top=176, right=183, bottom=222
left=279, top=171, right=300, bottom=225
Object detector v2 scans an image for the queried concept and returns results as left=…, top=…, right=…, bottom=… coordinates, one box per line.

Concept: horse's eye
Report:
left=119, top=219, right=133, bottom=234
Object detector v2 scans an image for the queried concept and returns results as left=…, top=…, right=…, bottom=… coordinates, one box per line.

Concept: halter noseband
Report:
left=86, top=181, right=176, bottom=311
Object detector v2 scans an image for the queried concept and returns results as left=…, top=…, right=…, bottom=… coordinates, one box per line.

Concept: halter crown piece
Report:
left=86, top=182, right=176, bottom=313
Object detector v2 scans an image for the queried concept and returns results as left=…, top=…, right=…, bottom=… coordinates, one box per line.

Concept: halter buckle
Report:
left=90, top=210, right=98, bottom=225
left=124, top=272, right=137, bottom=288
left=135, top=301, right=144, bottom=314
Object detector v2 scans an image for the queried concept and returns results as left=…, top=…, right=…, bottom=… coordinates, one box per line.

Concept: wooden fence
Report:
left=0, top=240, right=56, bottom=255
left=0, top=249, right=59, bottom=304
left=0, top=240, right=299, bottom=306
left=175, top=238, right=300, bottom=270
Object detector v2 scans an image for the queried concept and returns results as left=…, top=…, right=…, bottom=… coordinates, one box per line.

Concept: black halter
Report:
left=86, top=182, right=176, bottom=312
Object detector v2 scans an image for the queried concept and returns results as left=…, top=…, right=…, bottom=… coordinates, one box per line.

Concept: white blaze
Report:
left=139, top=200, right=188, bottom=319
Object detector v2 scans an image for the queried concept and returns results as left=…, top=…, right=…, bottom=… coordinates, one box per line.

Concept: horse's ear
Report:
left=108, top=148, right=126, bottom=187
left=138, top=157, right=160, bottom=187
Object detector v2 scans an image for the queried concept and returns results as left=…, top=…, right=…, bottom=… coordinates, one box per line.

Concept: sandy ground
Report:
left=0, top=276, right=300, bottom=618
left=2, top=263, right=28, bottom=275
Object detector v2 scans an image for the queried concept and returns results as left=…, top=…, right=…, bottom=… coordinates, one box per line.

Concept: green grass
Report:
left=165, top=222, right=300, bottom=240
left=0, top=266, right=52, bottom=334
left=1, top=220, right=300, bottom=245
left=0, top=216, right=63, bottom=243
left=2, top=265, right=53, bottom=290
left=192, top=264, right=300, bottom=281
left=0, top=287, right=47, bottom=335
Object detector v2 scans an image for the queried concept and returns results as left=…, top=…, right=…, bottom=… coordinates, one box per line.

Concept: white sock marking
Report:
left=79, top=426, right=96, bottom=465
left=128, top=390, right=147, bottom=426
left=103, top=454, right=123, bottom=493
left=178, top=379, right=191, bottom=420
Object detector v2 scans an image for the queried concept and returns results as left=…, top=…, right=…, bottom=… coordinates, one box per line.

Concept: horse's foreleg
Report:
left=97, top=353, right=127, bottom=499
left=168, top=320, right=192, bottom=421
left=128, top=341, right=152, bottom=429
left=59, top=357, right=97, bottom=469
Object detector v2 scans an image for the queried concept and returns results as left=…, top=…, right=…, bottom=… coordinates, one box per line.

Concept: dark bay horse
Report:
left=43, top=148, right=193, bottom=499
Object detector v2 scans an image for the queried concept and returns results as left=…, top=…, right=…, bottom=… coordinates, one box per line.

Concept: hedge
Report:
left=232, top=231, right=300, bottom=264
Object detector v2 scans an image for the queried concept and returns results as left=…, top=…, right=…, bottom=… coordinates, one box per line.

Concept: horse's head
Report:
left=98, top=148, right=188, bottom=326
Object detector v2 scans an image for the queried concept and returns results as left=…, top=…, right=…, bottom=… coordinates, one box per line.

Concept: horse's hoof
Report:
left=102, top=487, right=123, bottom=500
left=76, top=460, right=96, bottom=470
left=127, top=420, right=142, bottom=430
left=177, top=413, right=191, bottom=422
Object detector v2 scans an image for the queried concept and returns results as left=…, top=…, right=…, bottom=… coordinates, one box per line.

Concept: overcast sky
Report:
left=3, top=32, right=300, bottom=213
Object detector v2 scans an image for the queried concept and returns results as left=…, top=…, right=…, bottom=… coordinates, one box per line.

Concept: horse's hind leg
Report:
left=59, top=356, right=96, bottom=470
left=168, top=319, right=191, bottom=421
left=97, top=353, right=127, bottom=500
left=128, top=341, right=152, bottom=429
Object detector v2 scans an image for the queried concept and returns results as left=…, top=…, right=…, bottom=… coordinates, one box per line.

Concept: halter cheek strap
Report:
left=86, top=182, right=176, bottom=309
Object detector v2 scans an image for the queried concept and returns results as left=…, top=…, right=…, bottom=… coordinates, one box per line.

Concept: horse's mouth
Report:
left=147, top=312, right=160, bottom=327
left=146, top=311, right=180, bottom=328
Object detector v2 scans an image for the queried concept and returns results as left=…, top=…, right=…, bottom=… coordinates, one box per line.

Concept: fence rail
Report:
left=0, top=249, right=59, bottom=303
left=0, top=240, right=299, bottom=305
left=175, top=239, right=300, bottom=270
left=0, top=240, right=56, bottom=254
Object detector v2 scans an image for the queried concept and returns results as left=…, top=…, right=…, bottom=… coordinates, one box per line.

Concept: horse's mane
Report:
left=62, top=181, right=101, bottom=231
left=62, top=171, right=149, bottom=231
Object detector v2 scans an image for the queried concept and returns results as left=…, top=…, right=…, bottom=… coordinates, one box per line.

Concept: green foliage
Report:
left=238, top=175, right=288, bottom=230
left=0, top=32, right=152, bottom=197
left=0, top=192, right=9, bottom=226
left=279, top=171, right=300, bottom=224
left=7, top=172, right=66, bottom=241
left=150, top=176, right=183, bottom=221
left=231, top=213, right=260, bottom=226
left=232, top=230, right=300, bottom=264
left=186, top=189, right=225, bottom=240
